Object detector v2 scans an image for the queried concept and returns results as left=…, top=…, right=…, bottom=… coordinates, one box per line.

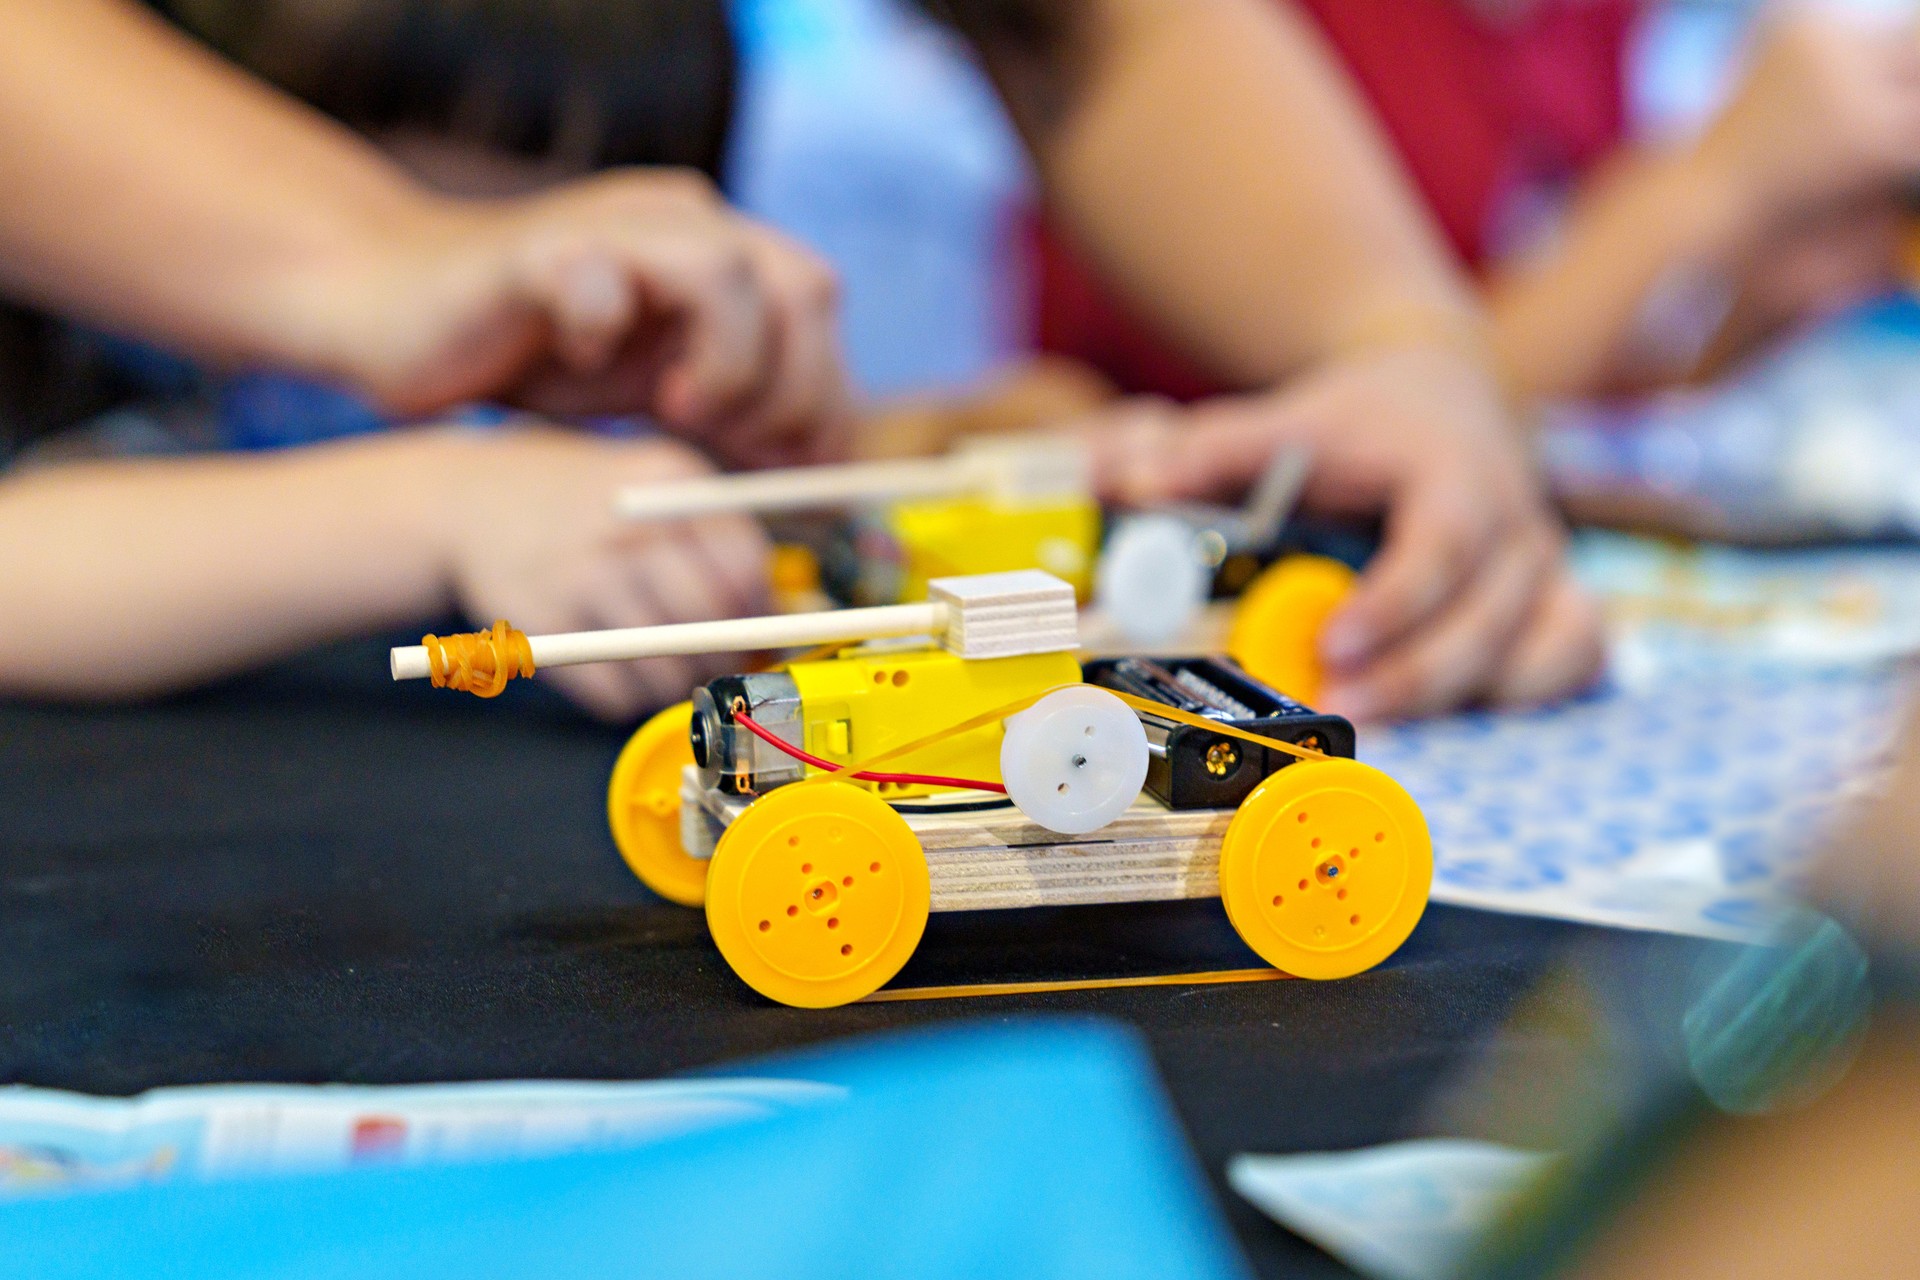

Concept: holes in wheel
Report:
left=827, top=917, right=840, bottom=930
left=1271, top=894, right=1283, bottom=907
left=786, top=905, right=798, bottom=917
left=842, top=876, right=853, bottom=887
left=758, top=920, right=770, bottom=932
left=801, top=862, right=812, bottom=874
left=1350, top=914, right=1360, bottom=926
left=841, top=944, right=853, bottom=956
left=869, top=862, right=881, bottom=873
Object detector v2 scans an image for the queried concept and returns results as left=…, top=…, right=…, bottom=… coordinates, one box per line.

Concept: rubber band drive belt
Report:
left=860, top=968, right=1291, bottom=1003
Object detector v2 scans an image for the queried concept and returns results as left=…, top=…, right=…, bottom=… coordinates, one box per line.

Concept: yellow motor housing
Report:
left=882, top=495, right=1100, bottom=601
left=785, top=644, right=1082, bottom=799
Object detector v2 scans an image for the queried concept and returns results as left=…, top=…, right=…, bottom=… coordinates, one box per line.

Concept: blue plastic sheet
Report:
left=0, top=1018, right=1249, bottom=1280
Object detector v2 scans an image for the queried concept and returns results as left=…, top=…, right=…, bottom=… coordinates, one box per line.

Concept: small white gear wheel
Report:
left=1095, top=514, right=1211, bottom=646
left=1000, top=687, right=1150, bottom=834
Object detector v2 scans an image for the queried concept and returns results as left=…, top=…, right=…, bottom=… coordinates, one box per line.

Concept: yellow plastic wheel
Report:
left=607, top=701, right=707, bottom=907
left=1218, top=758, right=1431, bottom=980
left=1227, top=555, right=1357, bottom=705
left=705, top=782, right=931, bottom=1008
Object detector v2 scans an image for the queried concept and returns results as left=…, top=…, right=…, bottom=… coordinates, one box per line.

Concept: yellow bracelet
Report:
left=1327, top=302, right=1496, bottom=363
left=1324, top=302, right=1536, bottom=415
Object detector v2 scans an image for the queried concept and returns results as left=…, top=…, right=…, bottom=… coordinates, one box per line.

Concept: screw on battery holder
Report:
left=1205, top=740, right=1240, bottom=778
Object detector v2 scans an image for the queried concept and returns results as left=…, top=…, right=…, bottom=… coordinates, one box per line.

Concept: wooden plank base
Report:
left=683, top=770, right=1234, bottom=913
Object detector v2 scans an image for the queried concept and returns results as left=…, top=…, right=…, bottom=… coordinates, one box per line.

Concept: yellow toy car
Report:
left=397, top=571, right=1432, bottom=1009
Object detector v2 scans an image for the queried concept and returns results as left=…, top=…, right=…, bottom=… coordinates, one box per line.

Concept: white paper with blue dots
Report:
left=1354, top=539, right=1919, bottom=942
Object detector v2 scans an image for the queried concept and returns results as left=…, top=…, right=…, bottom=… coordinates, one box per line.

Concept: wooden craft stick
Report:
left=613, top=436, right=1091, bottom=522
left=391, top=603, right=944, bottom=681
left=391, top=570, right=1079, bottom=684
left=614, top=457, right=968, bottom=521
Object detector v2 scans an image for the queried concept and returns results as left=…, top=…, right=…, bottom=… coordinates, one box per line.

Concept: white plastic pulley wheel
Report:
left=1095, top=515, right=1211, bottom=646
left=1000, top=687, right=1150, bottom=835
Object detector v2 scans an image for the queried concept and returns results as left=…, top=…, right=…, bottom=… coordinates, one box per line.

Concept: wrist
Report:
left=339, top=425, right=476, bottom=621
left=1669, top=135, right=1778, bottom=265
left=1313, top=300, right=1529, bottom=423
left=1297, top=339, right=1524, bottom=444
left=250, top=186, right=475, bottom=394
left=1321, top=300, right=1495, bottom=367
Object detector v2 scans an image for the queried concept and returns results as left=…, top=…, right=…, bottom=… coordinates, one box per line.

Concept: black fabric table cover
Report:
left=0, top=638, right=1640, bottom=1277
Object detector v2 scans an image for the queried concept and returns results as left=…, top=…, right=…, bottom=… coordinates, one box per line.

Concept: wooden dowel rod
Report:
left=391, top=602, right=947, bottom=681
left=614, top=456, right=975, bottom=521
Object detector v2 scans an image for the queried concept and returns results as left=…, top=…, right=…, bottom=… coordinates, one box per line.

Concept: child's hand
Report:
left=1096, top=347, right=1604, bottom=720
left=429, top=425, right=771, bottom=720
left=328, top=170, right=854, bottom=471
left=1696, top=16, right=1920, bottom=238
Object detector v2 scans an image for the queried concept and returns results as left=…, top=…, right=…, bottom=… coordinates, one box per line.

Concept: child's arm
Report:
left=0, top=428, right=768, bottom=719
left=972, top=0, right=1477, bottom=385
left=0, top=0, right=847, bottom=459
left=1489, top=15, right=1920, bottom=401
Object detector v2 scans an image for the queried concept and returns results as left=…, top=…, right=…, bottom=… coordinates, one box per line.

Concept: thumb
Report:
left=1148, top=393, right=1308, bottom=503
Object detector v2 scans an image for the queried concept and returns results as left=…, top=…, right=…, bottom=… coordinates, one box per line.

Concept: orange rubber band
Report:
left=422, top=621, right=535, bottom=697
left=859, top=967, right=1291, bottom=1003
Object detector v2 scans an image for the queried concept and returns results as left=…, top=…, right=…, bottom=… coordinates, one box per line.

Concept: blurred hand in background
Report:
left=1093, top=345, right=1605, bottom=721
left=1493, top=9, right=1920, bottom=399
left=332, top=169, right=853, bottom=470
left=1698, top=12, right=1920, bottom=240
left=0, top=0, right=853, bottom=472
left=434, top=427, right=771, bottom=720
left=0, top=0, right=826, bottom=714
left=958, top=0, right=1605, bottom=718
left=0, top=425, right=769, bottom=720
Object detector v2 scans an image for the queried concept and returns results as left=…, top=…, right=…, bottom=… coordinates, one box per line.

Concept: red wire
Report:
left=732, top=709, right=1008, bottom=795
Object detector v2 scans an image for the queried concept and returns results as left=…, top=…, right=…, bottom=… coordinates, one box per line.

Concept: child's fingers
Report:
left=638, top=231, right=777, bottom=427
left=545, top=253, right=638, bottom=373
left=573, top=557, right=704, bottom=717
left=1320, top=523, right=1556, bottom=721
left=544, top=661, right=651, bottom=724
left=1141, top=399, right=1271, bottom=502
left=596, top=588, right=706, bottom=718
left=531, top=592, right=663, bottom=722
left=1485, top=573, right=1608, bottom=709
left=618, top=530, right=736, bottom=634
left=1319, top=472, right=1503, bottom=675
left=706, top=225, right=852, bottom=467
left=1075, top=397, right=1190, bottom=504
left=681, top=514, right=771, bottom=621
left=504, top=230, right=769, bottom=422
